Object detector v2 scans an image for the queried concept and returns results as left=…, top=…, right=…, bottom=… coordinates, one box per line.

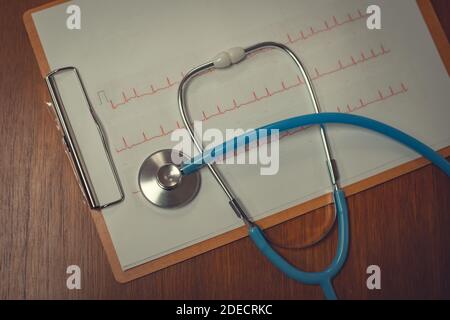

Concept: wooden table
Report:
left=1, top=0, right=449, bottom=299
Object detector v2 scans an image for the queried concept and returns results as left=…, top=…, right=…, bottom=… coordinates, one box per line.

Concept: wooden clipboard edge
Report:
left=23, top=0, right=450, bottom=283
left=417, top=0, right=450, bottom=75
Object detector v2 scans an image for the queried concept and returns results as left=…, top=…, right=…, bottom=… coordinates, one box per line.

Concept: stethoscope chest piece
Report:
left=138, top=149, right=200, bottom=208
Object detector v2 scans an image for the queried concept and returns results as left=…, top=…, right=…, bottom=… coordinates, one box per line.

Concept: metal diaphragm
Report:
left=138, top=149, right=200, bottom=208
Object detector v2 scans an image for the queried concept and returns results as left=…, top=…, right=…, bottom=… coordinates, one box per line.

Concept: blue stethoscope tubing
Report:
left=182, top=113, right=450, bottom=176
left=181, top=112, right=450, bottom=299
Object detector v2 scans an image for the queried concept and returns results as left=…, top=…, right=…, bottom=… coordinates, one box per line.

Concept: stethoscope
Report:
left=138, top=42, right=450, bottom=299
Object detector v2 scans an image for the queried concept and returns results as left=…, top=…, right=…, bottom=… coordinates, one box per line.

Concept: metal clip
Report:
left=45, top=67, right=124, bottom=209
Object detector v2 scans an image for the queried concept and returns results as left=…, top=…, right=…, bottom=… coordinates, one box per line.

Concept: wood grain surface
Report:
left=1, top=0, right=449, bottom=299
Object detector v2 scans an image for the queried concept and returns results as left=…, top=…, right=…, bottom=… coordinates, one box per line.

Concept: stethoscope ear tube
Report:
left=248, top=189, right=348, bottom=300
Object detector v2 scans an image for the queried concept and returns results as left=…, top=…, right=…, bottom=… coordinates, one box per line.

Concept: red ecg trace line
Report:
left=197, top=45, right=390, bottom=122
left=130, top=82, right=408, bottom=195
left=285, top=9, right=368, bottom=44
left=105, top=42, right=389, bottom=112
left=115, top=82, right=409, bottom=154
left=114, top=44, right=390, bottom=152
left=98, top=8, right=369, bottom=110
left=337, top=83, right=408, bottom=113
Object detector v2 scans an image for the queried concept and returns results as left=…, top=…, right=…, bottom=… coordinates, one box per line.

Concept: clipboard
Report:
left=23, top=0, right=450, bottom=283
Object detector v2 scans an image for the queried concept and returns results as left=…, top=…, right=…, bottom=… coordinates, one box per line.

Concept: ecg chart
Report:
left=94, top=8, right=398, bottom=155
left=33, top=0, right=450, bottom=270
left=97, top=8, right=371, bottom=110
left=94, top=38, right=398, bottom=150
